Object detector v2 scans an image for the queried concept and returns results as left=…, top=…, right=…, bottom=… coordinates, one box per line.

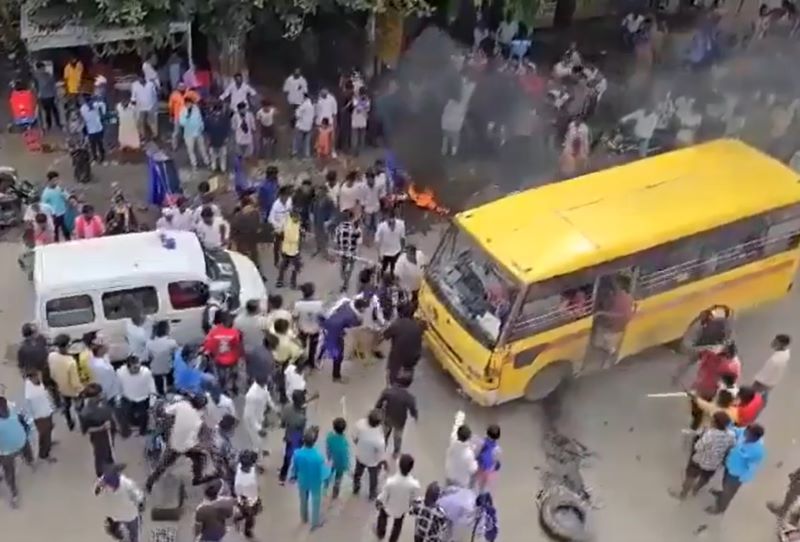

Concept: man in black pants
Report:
left=33, top=62, right=61, bottom=130
left=145, top=394, right=210, bottom=492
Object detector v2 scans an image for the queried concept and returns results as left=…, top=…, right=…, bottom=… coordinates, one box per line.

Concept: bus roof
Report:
left=34, top=231, right=208, bottom=296
left=455, top=139, right=800, bottom=283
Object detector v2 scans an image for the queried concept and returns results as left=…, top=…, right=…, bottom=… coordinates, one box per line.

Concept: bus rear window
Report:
left=46, top=295, right=95, bottom=328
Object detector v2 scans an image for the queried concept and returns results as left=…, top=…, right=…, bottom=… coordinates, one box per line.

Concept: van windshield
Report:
left=427, top=225, right=518, bottom=347
left=204, top=250, right=223, bottom=281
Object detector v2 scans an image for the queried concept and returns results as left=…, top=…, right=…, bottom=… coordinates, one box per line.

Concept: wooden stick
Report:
left=646, top=391, right=689, bottom=398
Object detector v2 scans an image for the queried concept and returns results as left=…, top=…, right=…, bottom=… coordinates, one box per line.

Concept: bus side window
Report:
left=507, top=282, right=594, bottom=341
left=764, top=216, right=800, bottom=256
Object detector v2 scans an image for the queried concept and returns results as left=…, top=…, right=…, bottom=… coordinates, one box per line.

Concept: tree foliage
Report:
left=29, top=0, right=432, bottom=42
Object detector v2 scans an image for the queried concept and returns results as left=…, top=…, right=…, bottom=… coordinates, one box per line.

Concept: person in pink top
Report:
left=74, top=204, right=105, bottom=239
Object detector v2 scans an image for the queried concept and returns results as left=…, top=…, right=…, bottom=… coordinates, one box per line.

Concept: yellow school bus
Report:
left=418, top=139, right=800, bottom=405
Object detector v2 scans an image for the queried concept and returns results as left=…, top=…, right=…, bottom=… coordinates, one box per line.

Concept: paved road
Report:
left=0, top=140, right=796, bottom=542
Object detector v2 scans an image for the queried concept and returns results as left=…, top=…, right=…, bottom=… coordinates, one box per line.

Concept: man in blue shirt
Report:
left=709, top=423, right=766, bottom=514
left=79, top=95, right=107, bottom=164
left=40, top=171, right=69, bottom=241
left=0, top=395, right=33, bottom=507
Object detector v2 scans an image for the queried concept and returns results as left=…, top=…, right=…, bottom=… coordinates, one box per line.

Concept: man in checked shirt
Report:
left=410, top=482, right=450, bottom=542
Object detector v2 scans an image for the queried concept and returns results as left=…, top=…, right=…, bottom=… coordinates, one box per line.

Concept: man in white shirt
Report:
left=376, top=453, right=420, bottom=542
left=620, top=107, right=659, bottom=157
left=145, top=394, right=208, bottom=491
left=395, top=245, right=426, bottom=309
left=116, top=357, right=156, bottom=436
left=220, top=72, right=257, bottom=110
left=130, top=74, right=159, bottom=138
left=195, top=206, right=229, bottom=250
left=125, top=314, right=151, bottom=362
left=283, top=68, right=308, bottom=108
left=445, top=424, right=478, bottom=487
left=234, top=299, right=269, bottom=354
left=293, top=95, right=315, bottom=158
left=243, top=375, right=278, bottom=459
left=362, top=169, right=386, bottom=235
left=496, top=15, right=519, bottom=55
left=204, top=387, right=236, bottom=429
left=353, top=409, right=386, bottom=500
left=622, top=12, right=645, bottom=47
left=94, top=466, right=144, bottom=542
left=337, top=170, right=366, bottom=213
left=142, top=54, right=160, bottom=89
left=24, top=371, right=56, bottom=462
left=315, top=88, right=338, bottom=128
left=268, top=187, right=293, bottom=266
left=754, top=334, right=791, bottom=402
left=376, top=210, right=406, bottom=276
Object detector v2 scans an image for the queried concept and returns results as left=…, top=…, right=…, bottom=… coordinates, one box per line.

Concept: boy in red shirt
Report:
left=203, top=312, right=243, bottom=396
left=735, top=386, right=765, bottom=426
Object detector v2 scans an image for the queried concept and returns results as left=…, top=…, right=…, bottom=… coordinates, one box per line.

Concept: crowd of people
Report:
left=4, top=268, right=501, bottom=542
left=669, top=307, right=797, bottom=524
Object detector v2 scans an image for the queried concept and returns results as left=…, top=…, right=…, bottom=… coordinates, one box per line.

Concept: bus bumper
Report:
left=423, top=329, right=500, bottom=407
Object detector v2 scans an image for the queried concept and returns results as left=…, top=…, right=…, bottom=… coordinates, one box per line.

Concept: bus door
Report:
left=582, top=268, right=637, bottom=374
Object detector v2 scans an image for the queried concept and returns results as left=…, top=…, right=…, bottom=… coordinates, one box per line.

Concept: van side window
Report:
left=101, top=287, right=159, bottom=320
left=45, top=295, right=95, bottom=328
left=168, top=281, right=209, bottom=310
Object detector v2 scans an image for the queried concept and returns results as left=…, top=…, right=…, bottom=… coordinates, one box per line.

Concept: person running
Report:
left=0, top=395, right=34, bottom=508
left=234, top=450, right=262, bottom=538
left=707, top=423, right=766, bottom=515
left=294, top=282, right=324, bottom=370
left=279, top=390, right=309, bottom=485
left=145, top=394, right=209, bottom=492
left=291, top=427, right=327, bottom=530
left=94, top=464, right=144, bottom=542
left=669, top=411, right=735, bottom=501
left=23, top=370, right=57, bottom=463
left=80, top=383, right=117, bottom=477
left=203, top=312, right=243, bottom=396
left=243, top=374, right=279, bottom=467
left=375, top=209, right=406, bottom=276
left=410, top=482, right=450, bottom=542
left=376, top=453, right=420, bottom=542
left=353, top=408, right=386, bottom=501
left=325, top=417, right=350, bottom=499
left=375, top=375, right=418, bottom=458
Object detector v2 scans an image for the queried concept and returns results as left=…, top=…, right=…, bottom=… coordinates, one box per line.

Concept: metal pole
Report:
left=187, top=21, right=194, bottom=70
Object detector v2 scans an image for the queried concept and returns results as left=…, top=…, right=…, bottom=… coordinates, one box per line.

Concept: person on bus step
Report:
left=593, top=275, right=634, bottom=360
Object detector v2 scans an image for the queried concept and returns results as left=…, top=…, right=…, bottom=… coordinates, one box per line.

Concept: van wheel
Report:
left=523, top=361, right=572, bottom=402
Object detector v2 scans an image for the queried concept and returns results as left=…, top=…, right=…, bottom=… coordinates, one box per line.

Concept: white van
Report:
left=33, top=231, right=267, bottom=360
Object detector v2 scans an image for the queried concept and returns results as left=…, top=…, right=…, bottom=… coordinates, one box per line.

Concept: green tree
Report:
left=30, top=0, right=431, bottom=75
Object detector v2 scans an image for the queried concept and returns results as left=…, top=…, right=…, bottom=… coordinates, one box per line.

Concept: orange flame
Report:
left=406, top=183, right=450, bottom=215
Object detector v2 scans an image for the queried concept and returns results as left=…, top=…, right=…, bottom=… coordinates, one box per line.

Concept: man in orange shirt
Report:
left=168, top=82, right=200, bottom=150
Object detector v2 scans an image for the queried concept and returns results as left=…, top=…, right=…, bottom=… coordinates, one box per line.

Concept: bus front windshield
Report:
left=427, top=225, right=518, bottom=347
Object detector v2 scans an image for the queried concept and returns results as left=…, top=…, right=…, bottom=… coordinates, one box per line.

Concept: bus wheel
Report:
left=523, top=362, right=572, bottom=402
